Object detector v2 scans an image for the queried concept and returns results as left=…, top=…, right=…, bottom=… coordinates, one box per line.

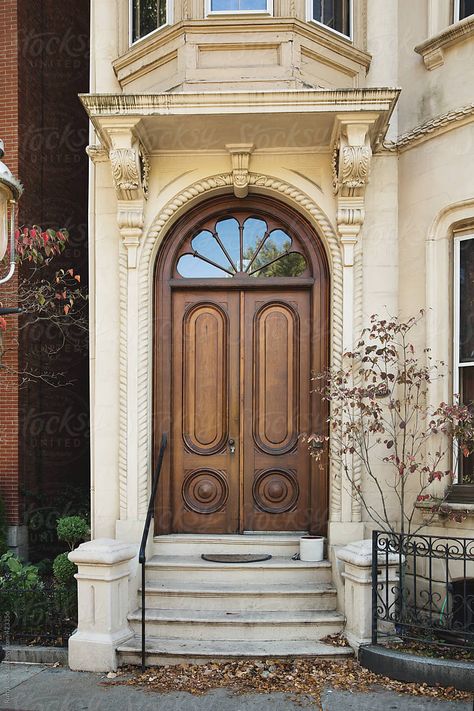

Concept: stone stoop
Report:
left=117, top=534, right=349, bottom=666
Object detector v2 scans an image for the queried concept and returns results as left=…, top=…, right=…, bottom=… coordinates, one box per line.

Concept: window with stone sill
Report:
left=311, top=0, right=351, bottom=39
left=454, top=0, right=474, bottom=21
left=131, top=0, right=167, bottom=43
left=454, top=234, right=474, bottom=486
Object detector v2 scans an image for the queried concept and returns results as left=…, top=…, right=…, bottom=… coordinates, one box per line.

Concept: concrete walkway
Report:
left=0, top=664, right=471, bottom=711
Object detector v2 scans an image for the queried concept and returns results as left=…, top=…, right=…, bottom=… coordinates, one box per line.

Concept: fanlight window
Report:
left=176, top=216, right=308, bottom=279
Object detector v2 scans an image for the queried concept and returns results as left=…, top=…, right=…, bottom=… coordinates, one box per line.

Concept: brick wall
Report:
left=0, top=0, right=20, bottom=525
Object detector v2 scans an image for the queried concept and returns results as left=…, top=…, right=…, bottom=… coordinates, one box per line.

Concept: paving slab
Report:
left=0, top=664, right=471, bottom=711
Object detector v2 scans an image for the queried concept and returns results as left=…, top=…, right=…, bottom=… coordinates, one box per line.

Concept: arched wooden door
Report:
left=154, top=196, right=329, bottom=535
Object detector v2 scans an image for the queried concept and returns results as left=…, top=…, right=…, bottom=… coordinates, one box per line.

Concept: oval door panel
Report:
left=253, top=302, right=299, bottom=454
left=182, top=302, right=228, bottom=454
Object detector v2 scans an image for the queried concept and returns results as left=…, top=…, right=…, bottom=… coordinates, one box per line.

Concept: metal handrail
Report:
left=139, top=432, right=167, bottom=671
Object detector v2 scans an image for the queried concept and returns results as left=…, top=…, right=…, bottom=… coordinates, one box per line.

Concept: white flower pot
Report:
left=299, top=535, right=324, bottom=562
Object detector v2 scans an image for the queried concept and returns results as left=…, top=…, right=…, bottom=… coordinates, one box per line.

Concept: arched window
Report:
left=175, top=212, right=310, bottom=280
left=131, top=0, right=167, bottom=43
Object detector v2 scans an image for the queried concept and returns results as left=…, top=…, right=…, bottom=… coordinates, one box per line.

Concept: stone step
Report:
left=152, top=533, right=304, bottom=557
left=139, top=581, right=337, bottom=612
left=117, top=636, right=353, bottom=667
left=127, top=608, right=345, bottom=642
left=145, top=555, right=333, bottom=585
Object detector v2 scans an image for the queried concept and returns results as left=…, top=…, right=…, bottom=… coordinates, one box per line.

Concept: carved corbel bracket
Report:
left=332, top=123, right=372, bottom=197
left=86, top=144, right=108, bottom=163
left=226, top=144, right=255, bottom=198
left=332, top=121, right=373, bottom=264
left=109, top=143, right=149, bottom=202
left=107, top=133, right=149, bottom=269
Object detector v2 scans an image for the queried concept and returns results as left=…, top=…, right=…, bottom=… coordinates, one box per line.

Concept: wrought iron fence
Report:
left=0, top=584, right=77, bottom=646
left=372, top=530, right=474, bottom=652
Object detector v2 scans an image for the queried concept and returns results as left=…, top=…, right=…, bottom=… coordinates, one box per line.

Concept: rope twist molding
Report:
left=118, top=172, right=353, bottom=522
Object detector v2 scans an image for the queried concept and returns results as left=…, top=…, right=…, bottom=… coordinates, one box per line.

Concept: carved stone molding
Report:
left=122, top=173, right=347, bottom=523
left=226, top=144, right=255, bottom=198
left=384, top=101, right=474, bottom=152
left=110, top=148, right=141, bottom=200
left=333, top=126, right=372, bottom=196
left=86, top=144, right=108, bottom=163
left=332, top=121, right=372, bottom=265
left=106, top=137, right=149, bottom=269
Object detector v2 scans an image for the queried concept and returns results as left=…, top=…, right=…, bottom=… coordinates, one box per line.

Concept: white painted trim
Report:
left=205, top=0, right=273, bottom=17
left=129, top=0, right=172, bottom=47
left=306, top=0, right=353, bottom=42
left=454, top=0, right=461, bottom=22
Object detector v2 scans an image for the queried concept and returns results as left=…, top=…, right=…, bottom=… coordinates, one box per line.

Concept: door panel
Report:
left=171, top=291, right=240, bottom=533
left=243, top=290, right=312, bottom=531
left=171, top=288, right=312, bottom=533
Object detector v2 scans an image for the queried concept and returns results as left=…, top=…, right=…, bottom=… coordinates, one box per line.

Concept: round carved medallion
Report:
left=252, top=469, right=299, bottom=514
left=182, top=469, right=229, bottom=514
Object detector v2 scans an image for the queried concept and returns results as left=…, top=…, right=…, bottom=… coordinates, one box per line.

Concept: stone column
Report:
left=337, top=539, right=399, bottom=651
left=68, top=538, right=137, bottom=672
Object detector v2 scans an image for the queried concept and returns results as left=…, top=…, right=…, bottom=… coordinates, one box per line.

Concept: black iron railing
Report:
left=0, top=584, right=77, bottom=646
left=138, top=432, right=167, bottom=671
left=372, top=530, right=474, bottom=652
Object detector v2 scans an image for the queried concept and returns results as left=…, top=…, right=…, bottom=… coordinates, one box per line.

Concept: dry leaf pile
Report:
left=110, top=658, right=473, bottom=706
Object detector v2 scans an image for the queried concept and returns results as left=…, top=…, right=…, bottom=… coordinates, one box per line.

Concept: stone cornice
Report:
left=81, top=88, right=399, bottom=119
left=113, top=17, right=371, bottom=77
left=415, top=15, right=474, bottom=70
left=384, top=101, right=474, bottom=152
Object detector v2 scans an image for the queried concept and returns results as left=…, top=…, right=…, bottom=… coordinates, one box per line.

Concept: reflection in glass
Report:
left=132, top=0, right=167, bottom=42
left=176, top=254, right=231, bottom=278
left=176, top=214, right=308, bottom=279
left=215, top=218, right=241, bottom=271
left=313, top=0, right=351, bottom=36
left=211, top=0, right=268, bottom=10
left=251, top=252, right=307, bottom=277
left=191, top=230, right=231, bottom=271
left=242, top=217, right=268, bottom=270
left=460, top=367, right=474, bottom=483
left=460, top=239, right=474, bottom=363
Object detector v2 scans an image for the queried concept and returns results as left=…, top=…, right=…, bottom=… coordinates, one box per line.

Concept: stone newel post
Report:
left=68, top=538, right=137, bottom=672
left=337, top=539, right=399, bottom=651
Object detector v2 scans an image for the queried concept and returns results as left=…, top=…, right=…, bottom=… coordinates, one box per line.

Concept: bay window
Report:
left=131, top=0, right=167, bottom=43
left=209, top=0, right=270, bottom=12
left=312, top=0, right=351, bottom=39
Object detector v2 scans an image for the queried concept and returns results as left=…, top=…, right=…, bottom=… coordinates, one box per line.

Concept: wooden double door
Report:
left=170, top=287, right=312, bottom=533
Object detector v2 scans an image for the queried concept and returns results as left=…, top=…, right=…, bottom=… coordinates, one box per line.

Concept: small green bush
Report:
left=0, top=552, right=42, bottom=590
left=56, top=516, right=89, bottom=551
left=53, top=552, right=77, bottom=587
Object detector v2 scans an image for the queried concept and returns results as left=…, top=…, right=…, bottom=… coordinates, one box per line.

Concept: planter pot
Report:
left=299, top=536, right=324, bottom=562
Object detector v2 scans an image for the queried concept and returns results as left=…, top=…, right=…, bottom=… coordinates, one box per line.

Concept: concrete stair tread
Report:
left=118, top=636, right=353, bottom=659
left=129, top=608, right=344, bottom=623
left=140, top=581, right=336, bottom=595
left=146, top=555, right=330, bottom=569
left=153, top=534, right=303, bottom=544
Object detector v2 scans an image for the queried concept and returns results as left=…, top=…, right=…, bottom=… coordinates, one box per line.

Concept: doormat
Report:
left=201, top=553, right=272, bottom=563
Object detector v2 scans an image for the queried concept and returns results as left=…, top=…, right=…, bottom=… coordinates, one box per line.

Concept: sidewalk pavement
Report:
left=0, top=663, right=472, bottom=711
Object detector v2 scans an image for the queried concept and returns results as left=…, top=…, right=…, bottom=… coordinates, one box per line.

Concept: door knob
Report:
left=228, top=438, right=236, bottom=454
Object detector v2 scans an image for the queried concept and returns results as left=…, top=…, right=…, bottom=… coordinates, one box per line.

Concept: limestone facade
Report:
left=73, top=0, right=474, bottom=668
